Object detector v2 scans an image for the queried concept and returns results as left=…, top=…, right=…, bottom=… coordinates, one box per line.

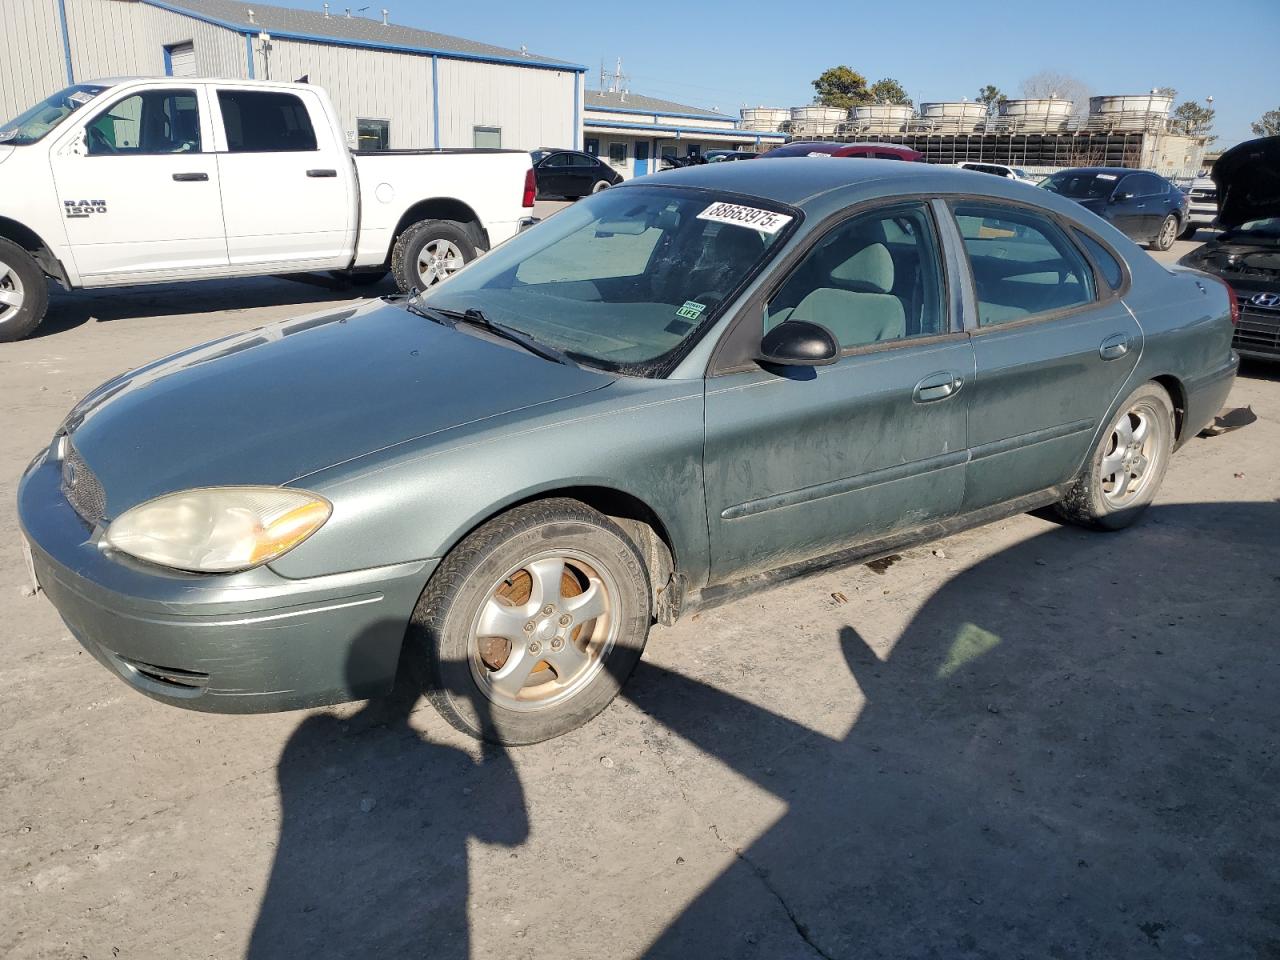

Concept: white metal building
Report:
left=0, top=0, right=585, bottom=151
left=583, top=91, right=787, bottom=179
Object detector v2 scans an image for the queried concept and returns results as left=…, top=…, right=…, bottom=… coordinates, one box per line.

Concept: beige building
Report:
left=0, top=0, right=585, bottom=152
left=583, top=91, right=786, bottom=179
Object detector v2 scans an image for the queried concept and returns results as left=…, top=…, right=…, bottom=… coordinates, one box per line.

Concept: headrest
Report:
left=830, top=242, right=894, bottom=293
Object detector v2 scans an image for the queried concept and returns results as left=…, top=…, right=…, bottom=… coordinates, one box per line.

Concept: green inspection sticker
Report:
left=676, top=300, right=706, bottom=321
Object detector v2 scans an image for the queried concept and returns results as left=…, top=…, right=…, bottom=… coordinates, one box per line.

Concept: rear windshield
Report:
left=425, top=186, right=797, bottom=375
left=1040, top=171, right=1120, bottom=199
left=0, top=84, right=109, bottom=145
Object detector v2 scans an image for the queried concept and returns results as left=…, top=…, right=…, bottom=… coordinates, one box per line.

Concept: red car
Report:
left=761, top=141, right=925, bottom=162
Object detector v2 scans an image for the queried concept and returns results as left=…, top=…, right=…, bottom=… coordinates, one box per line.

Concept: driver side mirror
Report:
left=1111, top=191, right=1134, bottom=203
left=758, top=320, right=839, bottom=367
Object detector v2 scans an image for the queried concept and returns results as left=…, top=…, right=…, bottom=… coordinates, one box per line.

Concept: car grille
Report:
left=1235, top=294, right=1280, bottom=357
left=61, top=443, right=108, bottom=526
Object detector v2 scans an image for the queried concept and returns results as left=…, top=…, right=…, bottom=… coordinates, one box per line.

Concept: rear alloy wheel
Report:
left=411, top=498, right=652, bottom=744
left=1055, top=382, right=1174, bottom=530
left=0, top=238, right=49, bottom=342
left=591, top=180, right=612, bottom=194
left=1151, top=214, right=1179, bottom=251
left=390, top=219, right=478, bottom=294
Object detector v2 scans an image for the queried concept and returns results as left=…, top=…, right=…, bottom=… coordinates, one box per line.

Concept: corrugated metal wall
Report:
left=0, top=0, right=72, bottom=124
left=63, top=0, right=245, bottom=83
left=3, top=0, right=578, bottom=153
left=263, top=38, right=434, bottom=150
left=437, top=59, right=577, bottom=150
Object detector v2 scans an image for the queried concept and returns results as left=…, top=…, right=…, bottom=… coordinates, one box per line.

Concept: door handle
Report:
left=1099, top=334, right=1130, bottom=361
left=306, top=168, right=338, bottom=178
left=913, top=371, right=964, bottom=403
left=172, top=172, right=209, bottom=181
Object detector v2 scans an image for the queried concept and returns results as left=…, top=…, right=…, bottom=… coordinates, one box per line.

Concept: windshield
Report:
left=0, top=84, right=109, bottom=145
left=1041, top=171, right=1120, bottom=199
left=424, top=186, right=797, bottom=375
left=1222, top=217, right=1280, bottom=241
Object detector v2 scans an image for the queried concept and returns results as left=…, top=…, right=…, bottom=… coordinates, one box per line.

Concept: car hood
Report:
left=1213, top=136, right=1280, bottom=228
left=63, top=300, right=616, bottom=517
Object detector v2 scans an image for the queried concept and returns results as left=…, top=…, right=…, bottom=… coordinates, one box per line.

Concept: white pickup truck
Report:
left=0, top=77, right=536, bottom=340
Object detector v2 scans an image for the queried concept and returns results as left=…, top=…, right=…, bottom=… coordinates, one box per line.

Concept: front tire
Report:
left=0, top=238, right=49, bottom=342
left=1055, top=382, right=1174, bottom=531
left=1150, top=214, right=1178, bottom=251
left=411, top=498, right=652, bottom=745
left=391, top=219, right=477, bottom=294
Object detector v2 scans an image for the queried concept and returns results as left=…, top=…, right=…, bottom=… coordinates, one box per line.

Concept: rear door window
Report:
left=951, top=202, right=1097, bottom=326
left=1071, top=229, right=1124, bottom=290
left=217, top=90, right=317, bottom=152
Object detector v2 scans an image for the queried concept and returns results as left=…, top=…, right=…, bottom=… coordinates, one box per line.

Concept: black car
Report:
left=1179, top=136, right=1280, bottom=360
left=704, top=150, right=757, bottom=163
left=530, top=149, right=623, bottom=199
left=1040, top=167, right=1189, bottom=251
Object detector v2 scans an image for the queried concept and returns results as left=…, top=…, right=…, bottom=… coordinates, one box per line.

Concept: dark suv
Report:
left=1040, top=167, right=1189, bottom=251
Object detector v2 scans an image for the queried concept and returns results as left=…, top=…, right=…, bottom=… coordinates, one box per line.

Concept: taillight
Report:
left=522, top=168, right=536, bottom=208
left=1222, top=281, right=1239, bottom=326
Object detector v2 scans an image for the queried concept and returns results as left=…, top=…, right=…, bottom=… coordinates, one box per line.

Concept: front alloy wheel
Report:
left=412, top=498, right=652, bottom=744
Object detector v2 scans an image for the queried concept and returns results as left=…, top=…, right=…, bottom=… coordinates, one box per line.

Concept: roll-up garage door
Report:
left=167, top=43, right=196, bottom=77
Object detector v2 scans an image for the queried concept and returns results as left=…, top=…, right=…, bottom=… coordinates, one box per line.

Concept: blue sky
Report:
left=284, top=0, right=1278, bottom=147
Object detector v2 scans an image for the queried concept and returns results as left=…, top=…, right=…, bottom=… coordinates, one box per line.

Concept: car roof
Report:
left=1059, top=166, right=1157, bottom=176
left=620, top=156, right=1056, bottom=210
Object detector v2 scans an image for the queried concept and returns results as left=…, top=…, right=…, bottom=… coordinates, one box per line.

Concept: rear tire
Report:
left=410, top=498, right=652, bottom=745
left=1150, top=214, right=1178, bottom=251
left=591, top=180, right=611, bottom=194
left=390, top=219, right=477, bottom=294
left=0, top=238, right=49, bottom=342
left=1178, top=222, right=1199, bottom=241
left=1055, top=382, right=1174, bottom=531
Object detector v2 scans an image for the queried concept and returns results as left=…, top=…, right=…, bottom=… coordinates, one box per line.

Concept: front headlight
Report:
left=102, top=487, right=332, bottom=573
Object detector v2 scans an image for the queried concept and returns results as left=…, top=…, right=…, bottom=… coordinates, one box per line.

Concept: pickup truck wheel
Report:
left=0, top=239, right=48, bottom=342
left=1054, top=382, right=1174, bottom=531
left=410, top=498, right=652, bottom=745
left=391, top=219, right=476, bottom=294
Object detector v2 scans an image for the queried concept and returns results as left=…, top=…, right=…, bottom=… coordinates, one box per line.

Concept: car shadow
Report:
left=249, top=500, right=1278, bottom=958
left=36, top=274, right=397, bottom=339
left=622, top=499, right=1280, bottom=958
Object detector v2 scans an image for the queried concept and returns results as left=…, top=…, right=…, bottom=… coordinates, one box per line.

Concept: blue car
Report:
left=1040, top=167, right=1189, bottom=251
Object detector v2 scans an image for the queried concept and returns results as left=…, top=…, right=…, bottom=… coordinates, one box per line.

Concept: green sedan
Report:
left=18, top=159, right=1238, bottom=744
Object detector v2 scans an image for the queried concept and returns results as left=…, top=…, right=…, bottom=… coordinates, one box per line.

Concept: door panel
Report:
left=951, top=200, right=1143, bottom=510
left=704, top=339, right=973, bottom=584
left=51, top=87, right=227, bottom=278
left=634, top=141, right=650, bottom=177
left=212, top=87, right=353, bottom=267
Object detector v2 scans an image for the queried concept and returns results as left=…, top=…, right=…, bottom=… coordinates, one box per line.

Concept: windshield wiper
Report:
left=407, top=296, right=573, bottom=366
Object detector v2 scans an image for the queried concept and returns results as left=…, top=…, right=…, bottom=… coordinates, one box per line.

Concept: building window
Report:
left=357, top=118, right=390, bottom=151
left=164, top=42, right=195, bottom=77
left=584, top=138, right=599, bottom=156
left=473, top=126, right=502, bottom=148
left=608, top=141, right=627, bottom=164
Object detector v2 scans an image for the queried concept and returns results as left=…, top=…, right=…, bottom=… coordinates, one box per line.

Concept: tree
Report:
left=1155, top=86, right=1177, bottom=98
left=1020, top=70, right=1091, bottom=114
left=977, top=84, right=1007, bottom=107
left=1172, top=100, right=1216, bottom=140
left=868, top=77, right=912, bottom=106
left=1252, top=109, right=1280, bottom=137
left=812, top=66, right=870, bottom=110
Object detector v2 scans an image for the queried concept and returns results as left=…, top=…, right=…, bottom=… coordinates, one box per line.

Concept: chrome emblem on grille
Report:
left=1249, top=292, right=1280, bottom=308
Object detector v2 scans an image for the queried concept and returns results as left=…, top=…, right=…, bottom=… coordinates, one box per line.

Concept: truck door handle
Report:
left=1099, top=334, right=1130, bottom=360
left=172, top=172, right=209, bottom=181
left=913, top=371, right=964, bottom=403
left=306, top=168, right=337, bottom=178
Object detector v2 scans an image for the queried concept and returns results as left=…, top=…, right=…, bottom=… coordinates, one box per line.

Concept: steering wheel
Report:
left=88, top=127, right=117, bottom=154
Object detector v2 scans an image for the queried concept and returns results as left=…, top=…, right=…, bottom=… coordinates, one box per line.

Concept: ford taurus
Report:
left=18, top=160, right=1238, bottom=744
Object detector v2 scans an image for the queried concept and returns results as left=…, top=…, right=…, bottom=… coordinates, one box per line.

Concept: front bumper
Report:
left=17, top=451, right=435, bottom=713
left=1232, top=288, right=1280, bottom=360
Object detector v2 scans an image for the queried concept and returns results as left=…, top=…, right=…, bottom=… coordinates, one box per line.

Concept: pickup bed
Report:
left=0, top=78, right=535, bottom=340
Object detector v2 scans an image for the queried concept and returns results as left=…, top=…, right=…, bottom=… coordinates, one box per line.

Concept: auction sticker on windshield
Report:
left=697, top=202, right=793, bottom=235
